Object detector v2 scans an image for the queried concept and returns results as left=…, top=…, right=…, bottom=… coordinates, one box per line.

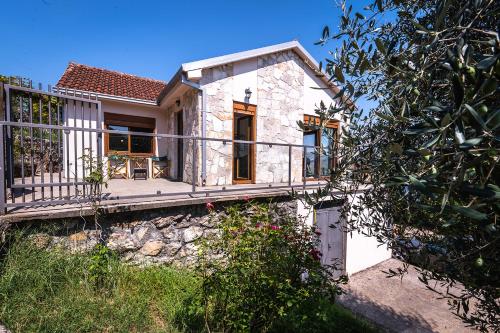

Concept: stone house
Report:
left=56, top=41, right=344, bottom=186
left=0, top=41, right=391, bottom=276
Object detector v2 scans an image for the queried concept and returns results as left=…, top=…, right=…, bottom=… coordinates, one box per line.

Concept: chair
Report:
left=131, top=157, right=148, bottom=180
left=152, top=156, right=169, bottom=179
left=108, top=155, right=128, bottom=179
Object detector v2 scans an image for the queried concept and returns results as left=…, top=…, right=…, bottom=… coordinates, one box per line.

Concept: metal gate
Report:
left=0, top=81, right=102, bottom=213
left=316, top=205, right=346, bottom=278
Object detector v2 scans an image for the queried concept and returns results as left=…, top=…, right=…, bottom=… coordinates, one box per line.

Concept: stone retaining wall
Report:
left=20, top=197, right=297, bottom=266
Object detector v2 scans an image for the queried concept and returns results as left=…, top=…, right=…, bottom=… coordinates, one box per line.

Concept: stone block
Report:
left=140, top=240, right=164, bottom=256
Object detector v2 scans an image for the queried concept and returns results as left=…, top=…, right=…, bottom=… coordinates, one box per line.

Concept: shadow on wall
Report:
left=337, top=290, right=436, bottom=333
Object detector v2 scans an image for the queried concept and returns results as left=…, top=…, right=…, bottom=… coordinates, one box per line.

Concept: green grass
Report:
left=0, top=239, right=379, bottom=333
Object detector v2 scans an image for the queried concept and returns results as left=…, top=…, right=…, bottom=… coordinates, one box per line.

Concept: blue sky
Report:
left=1, top=0, right=355, bottom=85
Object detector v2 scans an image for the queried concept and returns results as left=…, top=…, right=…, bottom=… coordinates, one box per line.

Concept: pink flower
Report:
left=255, top=223, right=262, bottom=228
left=206, top=202, right=214, bottom=210
left=270, top=225, right=280, bottom=231
left=243, top=195, right=250, bottom=202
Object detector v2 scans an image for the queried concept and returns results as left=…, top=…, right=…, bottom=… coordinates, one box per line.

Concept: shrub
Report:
left=197, top=200, right=346, bottom=332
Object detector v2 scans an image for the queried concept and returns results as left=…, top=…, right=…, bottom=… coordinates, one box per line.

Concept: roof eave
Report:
left=54, top=86, right=159, bottom=106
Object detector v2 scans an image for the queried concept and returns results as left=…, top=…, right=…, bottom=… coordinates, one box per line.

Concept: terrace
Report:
left=0, top=83, right=329, bottom=221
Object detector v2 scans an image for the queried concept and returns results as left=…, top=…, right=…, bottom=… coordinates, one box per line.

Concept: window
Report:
left=105, top=113, right=155, bottom=156
left=303, top=115, right=338, bottom=179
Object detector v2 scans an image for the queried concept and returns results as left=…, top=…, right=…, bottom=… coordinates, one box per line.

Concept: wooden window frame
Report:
left=232, top=101, right=256, bottom=185
left=303, top=115, right=339, bottom=180
left=104, top=113, right=156, bottom=157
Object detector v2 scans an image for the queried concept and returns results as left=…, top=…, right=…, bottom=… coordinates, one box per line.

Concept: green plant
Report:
left=0, top=232, right=377, bottom=333
left=0, top=237, right=203, bottom=333
left=88, top=243, right=116, bottom=290
left=305, top=0, right=499, bottom=330
left=198, top=200, right=345, bottom=332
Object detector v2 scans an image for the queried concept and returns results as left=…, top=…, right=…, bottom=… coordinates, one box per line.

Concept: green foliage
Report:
left=88, top=243, right=116, bottom=290
left=311, top=0, right=499, bottom=330
left=198, top=200, right=346, bottom=332
left=271, top=298, right=380, bottom=333
left=0, top=234, right=376, bottom=333
left=0, top=238, right=202, bottom=333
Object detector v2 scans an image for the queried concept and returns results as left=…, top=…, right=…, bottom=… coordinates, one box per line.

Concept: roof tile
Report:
left=56, top=62, right=166, bottom=102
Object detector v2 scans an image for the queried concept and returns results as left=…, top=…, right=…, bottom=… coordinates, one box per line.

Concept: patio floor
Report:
left=2, top=177, right=326, bottom=222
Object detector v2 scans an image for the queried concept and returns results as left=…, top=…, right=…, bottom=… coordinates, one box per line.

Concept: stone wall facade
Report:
left=256, top=51, right=305, bottom=183
left=22, top=197, right=297, bottom=266
left=200, top=50, right=310, bottom=186
left=202, top=65, right=235, bottom=186
left=164, top=88, right=200, bottom=184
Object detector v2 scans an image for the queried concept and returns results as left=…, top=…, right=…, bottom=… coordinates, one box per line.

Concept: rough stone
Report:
left=30, top=233, right=52, bottom=248
left=182, top=226, right=204, bottom=243
left=140, top=240, right=164, bottom=256
left=107, top=229, right=139, bottom=253
left=19, top=197, right=297, bottom=266
left=69, top=231, right=87, bottom=242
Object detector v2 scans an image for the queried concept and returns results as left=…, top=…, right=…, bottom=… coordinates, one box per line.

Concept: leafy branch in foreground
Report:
left=305, top=0, right=499, bottom=331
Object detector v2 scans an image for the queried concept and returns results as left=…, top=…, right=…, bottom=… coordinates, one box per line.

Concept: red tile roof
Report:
left=56, top=62, right=167, bottom=102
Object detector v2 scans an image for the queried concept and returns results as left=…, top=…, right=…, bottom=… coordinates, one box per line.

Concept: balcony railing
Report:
left=0, top=120, right=331, bottom=215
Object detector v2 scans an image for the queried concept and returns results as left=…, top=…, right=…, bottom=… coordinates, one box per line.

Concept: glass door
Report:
left=303, top=130, right=318, bottom=178
left=320, top=127, right=336, bottom=177
left=233, top=112, right=254, bottom=183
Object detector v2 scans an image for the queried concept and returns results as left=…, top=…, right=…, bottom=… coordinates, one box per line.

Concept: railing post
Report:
left=96, top=101, right=103, bottom=164
left=191, top=138, right=197, bottom=193
left=288, top=145, right=292, bottom=187
left=303, top=146, right=307, bottom=191
left=0, top=124, right=6, bottom=215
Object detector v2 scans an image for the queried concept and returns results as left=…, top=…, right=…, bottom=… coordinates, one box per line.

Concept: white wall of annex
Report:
left=232, top=58, right=258, bottom=105
left=303, top=65, right=340, bottom=120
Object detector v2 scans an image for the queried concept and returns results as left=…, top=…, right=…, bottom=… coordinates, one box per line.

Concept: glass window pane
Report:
left=131, top=135, right=153, bottom=153
left=233, top=114, right=252, bottom=180
left=320, top=128, right=336, bottom=177
left=303, top=131, right=317, bottom=178
left=108, top=125, right=129, bottom=152
left=131, top=127, right=153, bottom=154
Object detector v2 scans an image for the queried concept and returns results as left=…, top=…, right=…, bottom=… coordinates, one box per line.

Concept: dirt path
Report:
left=338, top=259, right=476, bottom=333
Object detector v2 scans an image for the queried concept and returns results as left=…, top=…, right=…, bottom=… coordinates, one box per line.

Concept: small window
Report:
left=104, top=113, right=155, bottom=156
left=303, top=116, right=338, bottom=179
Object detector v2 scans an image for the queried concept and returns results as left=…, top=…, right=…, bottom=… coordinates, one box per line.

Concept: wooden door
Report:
left=316, top=206, right=346, bottom=278
left=232, top=102, right=256, bottom=184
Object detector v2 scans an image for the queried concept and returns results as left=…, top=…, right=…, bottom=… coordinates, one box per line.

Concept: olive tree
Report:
left=303, top=0, right=499, bottom=330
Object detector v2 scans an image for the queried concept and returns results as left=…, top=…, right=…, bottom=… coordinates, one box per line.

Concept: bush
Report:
left=197, top=200, right=346, bottom=332
left=0, top=226, right=377, bottom=333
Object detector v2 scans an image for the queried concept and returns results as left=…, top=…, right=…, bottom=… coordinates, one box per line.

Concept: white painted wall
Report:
left=63, top=100, right=99, bottom=180
left=232, top=58, right=258, bottom=105
left=303, top=65, right=341, bottom=120
left=344, top=192, right=392, bottom=275
left=297, top=191, right=392, bottom=277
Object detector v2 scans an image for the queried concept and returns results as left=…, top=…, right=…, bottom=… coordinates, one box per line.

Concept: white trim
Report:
left=54, top=86, right=158, bottom=106
left=182, top=41, right=319, bottom=71
left=179, top=40, right=336, bottom=92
